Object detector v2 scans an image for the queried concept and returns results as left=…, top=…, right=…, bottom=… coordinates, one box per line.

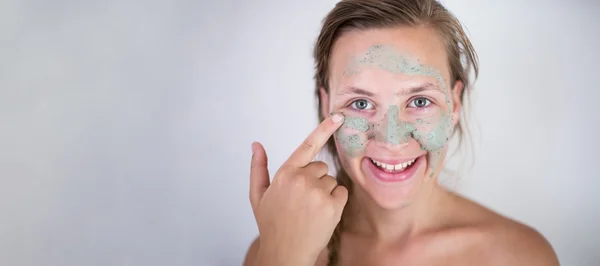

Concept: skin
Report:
left=244, top=26, right=559, bottom=266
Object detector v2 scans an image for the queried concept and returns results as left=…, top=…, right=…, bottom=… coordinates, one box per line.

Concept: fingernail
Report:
left=251, top=142, right=257, bottom=154
left=332, top=113, right=344, bottom=123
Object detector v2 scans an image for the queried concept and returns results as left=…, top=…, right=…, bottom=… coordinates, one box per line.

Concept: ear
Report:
left=451, top=80, right=464, bottom=126
left=319, top=86, right=330, bottom=119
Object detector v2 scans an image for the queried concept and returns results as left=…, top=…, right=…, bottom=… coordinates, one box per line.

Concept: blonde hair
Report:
left=312, top=0, right=479, bottom=265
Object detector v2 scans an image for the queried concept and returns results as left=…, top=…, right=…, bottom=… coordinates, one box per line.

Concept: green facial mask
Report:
left=335, top=106, right=452, bottom=154
left=334, top=44, right=455, bottom=176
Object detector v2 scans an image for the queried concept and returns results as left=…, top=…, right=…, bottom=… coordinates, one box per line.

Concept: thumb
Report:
left=249, top=142, right=270, bottom=212
left=331, top=185, right=349, bottom=213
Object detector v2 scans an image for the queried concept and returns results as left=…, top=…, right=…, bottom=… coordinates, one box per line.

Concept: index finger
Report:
left=284, top=113, right=345, bottom=168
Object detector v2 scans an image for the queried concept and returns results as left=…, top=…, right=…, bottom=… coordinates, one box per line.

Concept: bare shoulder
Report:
left=242, top=236, right=260, bottom=266
left=437, top=192, right=560, bottom=266
left=484, top=218, right=560, bottom=266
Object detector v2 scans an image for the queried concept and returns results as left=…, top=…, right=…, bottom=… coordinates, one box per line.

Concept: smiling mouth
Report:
left=369, top=157, right=418, bottom=173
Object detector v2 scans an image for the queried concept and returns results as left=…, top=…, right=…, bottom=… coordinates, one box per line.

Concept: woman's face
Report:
left=321, top=26, right=463, bottom=209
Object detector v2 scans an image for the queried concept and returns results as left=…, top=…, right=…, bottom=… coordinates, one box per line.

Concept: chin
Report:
left=344, top=153, right=428, bottom=210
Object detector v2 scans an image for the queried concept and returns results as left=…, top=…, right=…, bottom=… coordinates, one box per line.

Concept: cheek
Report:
left=412, top=113, right=453, bottom=152
left=334, top=110, right=454, bottom=157
left=334, top=115, right=371, bottom=157
left=334, top=128, right=368, bottom=157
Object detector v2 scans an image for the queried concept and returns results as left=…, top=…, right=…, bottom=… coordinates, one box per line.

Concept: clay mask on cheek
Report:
left=335, top=106, right=418, bottom=157
left=412, top=112, right=454, bottom=175
left=413, top=113, right=453, bottom=151
left=335, top=116, right=371, bottom=156
left=335, top=106, right=453, bottom=160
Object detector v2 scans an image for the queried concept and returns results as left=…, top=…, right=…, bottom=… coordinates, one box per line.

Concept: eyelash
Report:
left=349, top=99, right=375, bottom=112
left=348, top=97, right=433, bottom=112
left=408, top=97, right=433, bottom=110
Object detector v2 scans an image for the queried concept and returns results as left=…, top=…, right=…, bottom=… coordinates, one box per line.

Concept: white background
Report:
left=1, top=1, right=599, bottom=265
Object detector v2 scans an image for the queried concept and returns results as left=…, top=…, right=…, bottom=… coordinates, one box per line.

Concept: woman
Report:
left=244, top=0, right=559, bottom=265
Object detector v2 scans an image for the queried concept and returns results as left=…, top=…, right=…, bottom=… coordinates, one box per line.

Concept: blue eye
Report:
left=408, top=97, right=431, bottom=108
left=351, top=99, right=374, bottom=110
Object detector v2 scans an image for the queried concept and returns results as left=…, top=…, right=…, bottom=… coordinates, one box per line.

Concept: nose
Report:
left=373, top=105, right=416, bottom=146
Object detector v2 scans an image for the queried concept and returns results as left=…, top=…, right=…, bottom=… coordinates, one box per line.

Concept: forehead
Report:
left=329, top=26, right=450, bottom=90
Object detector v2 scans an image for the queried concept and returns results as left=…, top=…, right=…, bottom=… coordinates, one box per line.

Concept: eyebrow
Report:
left=336, top=87, right=375, bottom=97
left=336, top=83, right=444, bottom=97
left=400, top=83, right=445, bottom=96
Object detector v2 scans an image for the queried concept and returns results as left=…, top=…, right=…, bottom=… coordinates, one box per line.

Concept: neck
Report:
left=343, top=178, right=445, bottom=243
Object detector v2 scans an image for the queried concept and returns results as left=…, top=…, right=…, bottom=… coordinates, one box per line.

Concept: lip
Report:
left=368, top=156, right=420, bottom=165
left=362, top=154, right=425, bottom=183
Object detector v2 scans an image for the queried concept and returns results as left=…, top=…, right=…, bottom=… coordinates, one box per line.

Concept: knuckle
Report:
left=313, top=161, right=326, bottom=167
left=316, top=161, right=329, bottom=172
left=278, top=165, right=291, bottom=174
left=301, top=140, right=316, bottom=153
left=273, top=170, right=284, bottom=181
left=294, top=170, right=307, bottom=179
left=307, top=161, right=328, bottom=176
left=276, top=166, right=293, bottom=179
left=324, top=174, right=336, bottom=181
left=309, top=187, right=324, bottom=200
left=292, top=173, right=307, bottom=186
left=324, top=175, right=337, bottom=185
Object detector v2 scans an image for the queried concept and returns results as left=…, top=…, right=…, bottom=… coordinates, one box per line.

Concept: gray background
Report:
left=1, top=0, right=599, bottom=265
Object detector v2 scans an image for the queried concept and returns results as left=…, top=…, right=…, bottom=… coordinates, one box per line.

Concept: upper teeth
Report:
left=371, top=158, right=416, bottom=171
